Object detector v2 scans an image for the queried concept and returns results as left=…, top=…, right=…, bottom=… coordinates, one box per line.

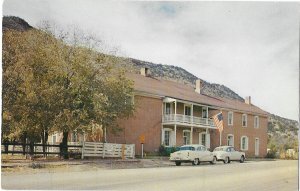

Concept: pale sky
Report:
left=3, top=1, right=299, bottom=120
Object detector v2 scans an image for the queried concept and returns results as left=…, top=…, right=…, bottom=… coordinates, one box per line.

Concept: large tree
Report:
left=3, top=26, right=135, bottom=158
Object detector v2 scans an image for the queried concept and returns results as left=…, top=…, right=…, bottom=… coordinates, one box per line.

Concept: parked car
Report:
left=169, top=144, right=217, bottom=166
left=213, top=146, right=245, bottom=164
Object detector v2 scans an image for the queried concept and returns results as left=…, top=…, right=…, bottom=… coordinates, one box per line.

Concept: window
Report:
left=164, top=130, right=170, bottom=146
left=254, top=116, right=259, bottom=128
left=242, top=114, right=247, bottom=127
left=184, top=105, right=191, bottom=116
left=183, top=130, right=191, bottom=145
left=165, top=103, right=171, bottom=115
left=228, top=112, right=233, bottom=126
left=201, top=133, right=206, bottom=146
left=241, top=136, right=248, bottom=151
left=52, top=135, right=56, bottom=143
left=202, top=107, right=207, bottom=118
left=227, top=135, right=234, bottom=146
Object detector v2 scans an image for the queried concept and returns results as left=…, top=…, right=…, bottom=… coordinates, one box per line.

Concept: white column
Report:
left=191, top=127, right=193, bottom=144
left=174, top=125, right=177, bottom=146
left=191, top=104, right=194, bottom=125
left=174, top=100, right=177, bottom=123
left=161, top=102, right=164, bottom=144
left=206, top=106, right=209, bottom=124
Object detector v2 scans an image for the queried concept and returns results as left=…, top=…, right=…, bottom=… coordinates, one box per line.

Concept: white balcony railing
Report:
left=162, top=114, right=216, bottom=128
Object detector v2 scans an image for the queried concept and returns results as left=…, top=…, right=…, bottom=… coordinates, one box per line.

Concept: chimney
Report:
left=140, top=67, right=150, bottom=77
left=195, top=79, right=202, bottom=94
left=245, top=96, right=251, bottom=105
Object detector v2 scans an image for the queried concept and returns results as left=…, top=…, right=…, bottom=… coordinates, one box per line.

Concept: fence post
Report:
left=121, top=144, right=125, bottom=160
left=81, top=141, right=85, bottom=159
left=132, top=144, right=135, bottom=159
left=102, top=143, right=106, bottom=158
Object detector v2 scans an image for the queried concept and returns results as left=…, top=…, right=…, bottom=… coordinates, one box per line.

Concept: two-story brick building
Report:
left=108, top=68, right=268, bottom=157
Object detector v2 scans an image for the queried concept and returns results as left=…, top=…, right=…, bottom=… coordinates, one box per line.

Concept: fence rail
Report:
left=2, top=142, right=136, bottom=159
left=82, top=142, right=135, bottom=159
left=1, top=142, right=82, bottom=156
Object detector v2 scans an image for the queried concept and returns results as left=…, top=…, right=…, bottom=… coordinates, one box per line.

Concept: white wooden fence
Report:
left=81, top=142, right=135, bottom=159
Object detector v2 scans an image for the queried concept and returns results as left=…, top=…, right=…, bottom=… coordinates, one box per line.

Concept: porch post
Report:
left=161, top=102, right=164, bottom=145
left=174, top=125, right=177, bottom=147
left=191, top=127, right=193, bottom=144
left=191, top=104, right=194, bottom=124
left=206, top=106, right=209, bottom=124
left=174, top=100, right=177, bottom=122
left=174, top=100, right=177, bottom=147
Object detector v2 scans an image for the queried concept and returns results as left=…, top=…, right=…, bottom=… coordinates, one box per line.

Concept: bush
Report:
left=159, top=145, right=179, bottom=156
left=266, top=151, right=276, bottom=158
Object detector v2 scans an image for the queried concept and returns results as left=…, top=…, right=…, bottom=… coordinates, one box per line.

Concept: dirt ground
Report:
left=1, top=154, right=173, bottom=174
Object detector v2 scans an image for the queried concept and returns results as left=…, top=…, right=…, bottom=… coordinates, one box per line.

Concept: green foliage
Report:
left=159, top=145, right=179, bottom=156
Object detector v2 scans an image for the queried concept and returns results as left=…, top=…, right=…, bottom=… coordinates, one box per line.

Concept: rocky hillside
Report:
left=2, top=16, right=33, bottom=31
left=129, top=58, right=244, bottom=101
left=3, top=16, right=298, bottom=142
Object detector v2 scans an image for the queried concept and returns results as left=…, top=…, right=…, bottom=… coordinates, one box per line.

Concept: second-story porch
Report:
left=162, top=97, right=217, bottom=129
left=161, top=97, right=219, bottom=149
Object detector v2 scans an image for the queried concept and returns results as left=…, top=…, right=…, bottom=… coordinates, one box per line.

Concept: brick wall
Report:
left=107, top=95, right=268, bottom=158
left=107, top=95, right=163, bottom=155
left=211, top=111, right=268, bottom=158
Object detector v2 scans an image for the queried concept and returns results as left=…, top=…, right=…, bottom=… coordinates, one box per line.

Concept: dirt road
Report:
left=2, top=160, right=298, bottom=190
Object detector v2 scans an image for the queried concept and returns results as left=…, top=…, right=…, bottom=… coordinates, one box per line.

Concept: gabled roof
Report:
left=126, top=73, right=268, bottom=116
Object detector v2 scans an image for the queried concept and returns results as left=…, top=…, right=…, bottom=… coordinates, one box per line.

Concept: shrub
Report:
left=159, top=145, right=179, bottom=156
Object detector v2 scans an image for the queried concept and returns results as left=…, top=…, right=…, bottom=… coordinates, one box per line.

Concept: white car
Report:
left=213, top=146, right=245, bottom=164
left=170, top=144, right=217, bottom=166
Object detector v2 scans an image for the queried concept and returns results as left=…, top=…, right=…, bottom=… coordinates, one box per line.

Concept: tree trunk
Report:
left=22, top=132, right=27, bottom=155
left=61, top=131, right=69, bottom=159
left=29, top=141, right=34, bottom=160
left=41, top=131, right=45, bottom=157
left=41, top=130, right=49, bottom=158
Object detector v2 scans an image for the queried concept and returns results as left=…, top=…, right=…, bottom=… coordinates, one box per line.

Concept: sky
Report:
left=3, top=1, right=299, bottom=120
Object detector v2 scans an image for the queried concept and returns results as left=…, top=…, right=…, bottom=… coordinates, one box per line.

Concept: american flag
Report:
left=213, top=112, right=223, bottom=132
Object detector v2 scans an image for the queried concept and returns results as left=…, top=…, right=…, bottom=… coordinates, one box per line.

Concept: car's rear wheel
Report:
left=223, top=157, right=230, bottom=164
left=192, top=158, right=199, bottom=165
left=240, top=155, right=245, bottom=163
left=175, top=161, right=181, bottom=166
left=210, top=156, right=217, bottom=164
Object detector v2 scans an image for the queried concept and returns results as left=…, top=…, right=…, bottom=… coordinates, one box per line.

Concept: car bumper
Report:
left=216, top=156, right=226, bottom=161
left=170, top=159, right=192, bottom=163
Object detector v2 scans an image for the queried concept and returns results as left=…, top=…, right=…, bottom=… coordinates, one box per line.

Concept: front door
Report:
left=199, top=133, right=210, bottom=149
left=255, top=138, right=259, bottom=156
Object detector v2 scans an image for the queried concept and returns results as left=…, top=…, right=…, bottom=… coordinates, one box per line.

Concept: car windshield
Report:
left=213, top=147, right=226, bottom=151
left=180, top=146, right=195, bottom=151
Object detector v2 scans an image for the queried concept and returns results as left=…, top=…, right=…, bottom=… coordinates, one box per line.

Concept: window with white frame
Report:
left=254, top=116, right=259, bottom=128
left=228, top=111, right=233, bottom=126
left=164, top=130, right=171, bottom=146
left=165, top=103, right=171, bottom=115
left=241, top=136, right=248, bottom=150
left=183, top=130, right=191, bottom=145
left=242, top=114, right=247, bottom=127
left=52, top=135, right=56, bottom=144
left=202, top=107, right=207, bottom=118
left=227, top=134, right=234, bottom=146
left=184, top=105, right=191, bottom=116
